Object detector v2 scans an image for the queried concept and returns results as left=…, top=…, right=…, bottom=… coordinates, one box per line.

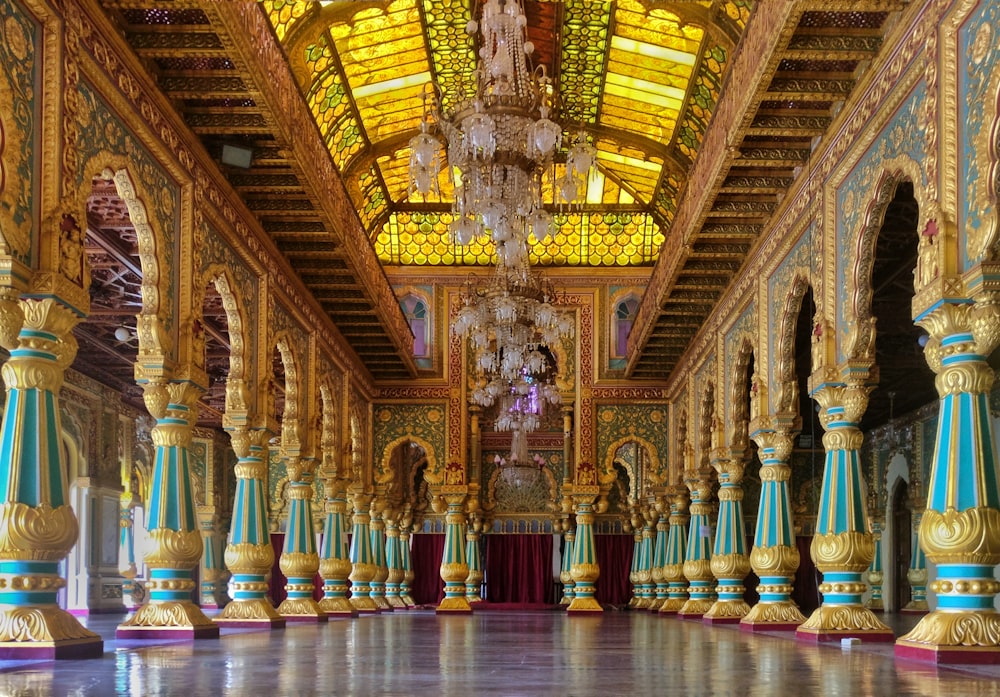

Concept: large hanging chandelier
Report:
left=407, top=0, right=596, bottom=265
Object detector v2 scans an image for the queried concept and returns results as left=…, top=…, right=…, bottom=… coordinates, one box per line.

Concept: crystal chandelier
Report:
left=407, top=0, right=596, bottom=265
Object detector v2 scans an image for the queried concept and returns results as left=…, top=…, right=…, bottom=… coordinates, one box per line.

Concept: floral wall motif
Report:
left=372, top=403, right=446, bottom=484
left=835, top=80, right=928, bottom=362
left=958, top=1, right=1000, bottom=264
left=0, top=0, right=36, bottom=263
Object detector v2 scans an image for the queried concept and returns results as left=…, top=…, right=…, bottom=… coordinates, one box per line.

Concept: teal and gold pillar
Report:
left=704, top=463, right=751, bottom=624
left=635, top=510, right=655, bottom=609
left=385, top=513, right=407, bottom=609
left=369, top=502, right=391, bottom=611
left=119, top=492, right=138, bottom=610
left=118, top=379, right=219, bottom=639
left=276, top=456, right=325, bottom=622
left=348, top=490, right=377, bottom=613
left=399, top=509, right=416, bottom=607
left=741, top=425, right=805, bottom=631
left=627, top=519, right=642, bottom=608
left=0, top=297, right=103, bottom=658
left=659, top=484, right=690, bottom=615
left=650, top=501, right=669, bottom=611
left=464, top=514, right=484, bottom=604
left=217, top=428, right=284, bottom=628
left=865, top=519, right=884, bottom=611
left=318, top=477, right=356, bottom=617
left=567, top=488, right=602, bottom=613
left=902, top=501, right=928, bottom=613
left=796, top=382, right=892, bottom=642
left=437, top=488, right=472, bottom=613
left=678, top=477, right=716, bottom=619
left=559, top=522, right=575, bottom=605
left=897, top=296, right=1000, bottom=662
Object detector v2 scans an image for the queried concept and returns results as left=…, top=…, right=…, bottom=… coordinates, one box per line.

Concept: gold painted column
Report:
left=217, top=428, right=285, bottom=628
left=649, top=497, right=670, bottom=612
left=897, top=294, right=1000, bottom=663
left=118, top=379, right=219, bottom=639
left=437, top=488, right=472, bottom=613
left=464, top=513, right=484, bottom=604
left=276, top=455, right=326, bottom=622
left=659, top=484, right=690, bottom=614
left=704, top=454, right=751, bottom=624
left=678, top=474, right=716, bottom=618
left=741, top=424, right=806, bottom=631
left=567, top=486, right=602, bottom=614
left=318, top=477, right=356, bottom=616
left=796, top=382, right=891, bottom=642
left=348, top=490, right=377, bottom=613
left=0, top=297, right=103, bottom=658
left=369, top=500, right=391, bottom=611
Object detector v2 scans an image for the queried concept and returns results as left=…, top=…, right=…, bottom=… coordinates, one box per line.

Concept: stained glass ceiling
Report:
left=264, top=0, right=750, bottom=267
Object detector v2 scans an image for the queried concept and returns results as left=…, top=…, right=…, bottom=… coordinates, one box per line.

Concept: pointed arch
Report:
left=728, top=336, right=755, bottom=453
left=270, top=331, right=303, bottom=451
left=198, top=265, right=251, bottom=417
left=774, top=274, right=812, bottom=414
left=601, top=436, right=662, bottom=498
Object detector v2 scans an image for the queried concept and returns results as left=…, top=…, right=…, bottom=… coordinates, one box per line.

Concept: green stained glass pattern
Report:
left=723, top=1, right=752, bottom=29
left=676, top=44, right=727, bottom=163
left=357, top=165, right=388, bottom=231
left=422, top=0, right=476, bottom=114
left=560, top=0, right=611, bottom=125
left=265, top=0, right=311, bottom=42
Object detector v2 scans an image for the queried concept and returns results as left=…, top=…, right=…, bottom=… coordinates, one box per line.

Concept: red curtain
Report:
left=410, top=533, right=446, bottom=606
left=792, top=535, right=820, bottom=615
left=483, top=534, right=555, bottom=604
left=594, top=534, right=633, bottom=607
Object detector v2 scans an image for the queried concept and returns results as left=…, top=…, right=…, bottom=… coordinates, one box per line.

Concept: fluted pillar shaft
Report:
left=679, top=479, right=715, bottom=618
left=349, top=491, right=377, bottom=613
left=897, top=298, right=1000, bottom=662
left=118, top=379, right=219, bottom=639
left=437, top=492, right=472, bottom=613
left=218, top=430, right=283, bottom=627
left=650, top=510, right=669, bottom=610
left=627, top=528, right=642, bottom=608
left=560, top=527, right=576, bottom=605
left=704, top=469, right=751, bottom=623
left=277, top=457, right=325, bottom=622
left=741, top=427, right=805, bottom=631
left=659, top=488, right=689, bottom=614
left=464, top=519, right=484, bottom=603
left=400, top=528, right=416, bottom=607
left=865, top=521, right=884, bottom=611
left=119, top=494, right=138, bottom=610
left=386, top=517, right=407, bottom=608
left=567, top=493, right=602, bottom=613
left=902, top=507, right=928, bottom=613
left=796, top=383, right=891, bottom=642
left=0, top=298, right=103, bottom=657
left=369, top=507, right=391, bottom=611
left=636, top=518, right=655, bottom=609
left=318, top=479, right=356, bottom=616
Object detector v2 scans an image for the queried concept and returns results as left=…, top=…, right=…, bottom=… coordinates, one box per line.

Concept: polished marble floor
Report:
left=2, top=610, right=999, bottom=696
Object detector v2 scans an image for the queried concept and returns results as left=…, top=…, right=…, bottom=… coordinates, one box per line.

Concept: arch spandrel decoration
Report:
left=834, top=80, right=930, bottom=364
left=600, top=436, right=662, bottom=497
left=71, top=80, right=178, bottom=337
left=271, top=332, right=303, bottom=454
left=375, top=434, right=439, bottom=490
left=198, top=267, right=252, bottom=422
left=373, top=405, right=443, bottom=486
left=726, top=335, right=755, bottom=454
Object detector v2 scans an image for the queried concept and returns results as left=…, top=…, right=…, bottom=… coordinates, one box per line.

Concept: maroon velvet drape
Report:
left=594, top=534, right=634, bottom=607
left=484, top=534, right=555, bottom=604
left=269, top=533, right=323, bottom=604
left=792, top=535, right=820, bottom=615
left=410, top=533, right=446, bottom=606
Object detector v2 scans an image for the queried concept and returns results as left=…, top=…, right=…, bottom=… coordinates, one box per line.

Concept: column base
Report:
left=795, top=605, right=894, bottom=643
left=277, top=598, right=328, bottom=622
left=900, top=600, right=929, bottom=614
left=566, top=597, right=603, bottom=613
left=372, top=597, right=393, bottom=611
left=0, top=606, right=104, bottom=659
left=559, top=596, right=572, bottom=606
left=117, top=602, right=219, bottom=640
left=703, top=599, right=750, bottom=624
left=350, top=595, right=379, bottom=614
left=739, top=602, right=806, bottom=632
left=318, top=597, right=359, bottom=617
left=646, top=599, right=665, bottom=613
left=895, top=610, right=1000, bottom=663
left=658, top=598, right=687, bottom=614
left=678, top=598, right=715, bottom=619
left=215, top=599, right=286, bottom=629
left=436, top=597, right=473, bottom=614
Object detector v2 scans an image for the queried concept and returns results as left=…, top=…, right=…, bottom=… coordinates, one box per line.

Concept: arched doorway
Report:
left=891, top=480, right=911, bottom=612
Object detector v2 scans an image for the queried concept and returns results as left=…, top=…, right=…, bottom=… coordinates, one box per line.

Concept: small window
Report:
left=400, top=294, right=428, bottom=358
left=614, top=297, right=639, bottom=357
